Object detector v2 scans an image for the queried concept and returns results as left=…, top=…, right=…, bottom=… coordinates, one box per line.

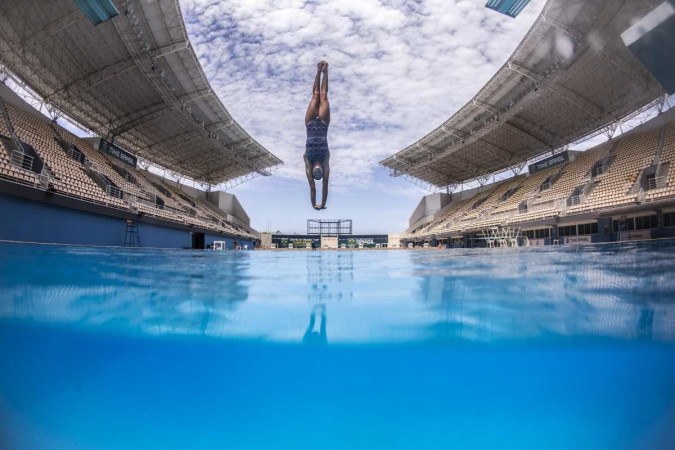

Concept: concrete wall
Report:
left=408, top=193, right=452, bottom=229
left=388, top=234, right=402, bottom=248
left=0, top=192, right=190, bottom=248
left=259, top=232, right=273, bottom=249
left=206, top=191, right=250, bottom=227
left=0, top=192, right=255, bottom=249
left=321, top=236, right=338, bottom=249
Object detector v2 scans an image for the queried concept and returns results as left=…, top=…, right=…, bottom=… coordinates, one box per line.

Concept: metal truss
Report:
left=395, top=93, right=672, bottom=194
left=0, top=0, right=284, bottom=186
left=384, top=166, right=440, bottom=193
left=380, top=0, right=665, bottom=188
left=0, top=66, right=93, bottom=136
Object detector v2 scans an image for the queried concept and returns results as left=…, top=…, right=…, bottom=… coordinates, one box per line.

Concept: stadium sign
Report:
left=564, top=236, right=592, bottom=245
left=528, top=151, right=569, bottom=175
left=98, top=138, right=137, bottom=167
left=619, top=230, right=651, bottom=241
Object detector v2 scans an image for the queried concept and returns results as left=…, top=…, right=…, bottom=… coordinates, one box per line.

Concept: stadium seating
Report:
left=644, top=123, right=675, bottom=201
left=0, top=97, right=255, bottom=239
left=568, top=127, right=661, bottom=213
left=529, top=144, right=608, bottom=207
left=491, top=168, right=555, bottom=215
left=1, top=101, right=126, bottom=208
left=405, top=120, right=675, bottom=240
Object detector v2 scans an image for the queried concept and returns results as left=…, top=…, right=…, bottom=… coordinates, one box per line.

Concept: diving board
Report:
left=485, top=0, right=532, bottom=18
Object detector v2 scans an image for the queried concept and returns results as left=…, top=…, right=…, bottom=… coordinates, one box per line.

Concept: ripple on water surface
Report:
left=1, top=241, right=674, bottom=449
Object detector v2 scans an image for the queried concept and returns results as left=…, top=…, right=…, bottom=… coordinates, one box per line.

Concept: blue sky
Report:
left=180, top=0, right=548, bottom=234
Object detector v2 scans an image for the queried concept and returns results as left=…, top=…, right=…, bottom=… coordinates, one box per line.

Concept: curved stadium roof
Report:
left=381, top=0, right=666, bottom=188
left=0, top=0, right=283, bottom=184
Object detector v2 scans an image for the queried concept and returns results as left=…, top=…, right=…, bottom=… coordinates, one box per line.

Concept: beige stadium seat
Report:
left=1, top=100, right=252, bottom=237
left=406, top=122, right=675, bottom=240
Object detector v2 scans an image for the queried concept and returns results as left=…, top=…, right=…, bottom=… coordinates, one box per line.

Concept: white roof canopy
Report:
left=381, top=0, right=665, bottom=188
left=0, top=0, right=283, bottom=184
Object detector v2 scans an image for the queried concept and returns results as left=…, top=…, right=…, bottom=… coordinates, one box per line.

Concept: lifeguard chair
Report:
left=124, top=219, right=141, bottom=247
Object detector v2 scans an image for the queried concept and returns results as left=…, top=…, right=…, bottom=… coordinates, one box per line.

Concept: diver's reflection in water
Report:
left=303, top=303, right=327, bottom=345
left=637, top=308, right=654, bottom=340
left=300, top=252, right=353, bottom=345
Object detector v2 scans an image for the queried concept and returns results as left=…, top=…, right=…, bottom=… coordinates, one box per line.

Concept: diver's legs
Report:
left=318, top=63, right=330, bottom=125
left=305, top=63, right=323, bottom=126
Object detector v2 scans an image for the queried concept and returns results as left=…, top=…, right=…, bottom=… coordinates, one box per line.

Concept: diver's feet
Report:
left=321, top=61, right=328, bottom=73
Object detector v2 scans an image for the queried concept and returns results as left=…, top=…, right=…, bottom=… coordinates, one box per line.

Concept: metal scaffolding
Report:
left=307, top=219, right=353, bottom=236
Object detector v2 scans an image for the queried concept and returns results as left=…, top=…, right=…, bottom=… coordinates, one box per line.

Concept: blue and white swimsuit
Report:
left=305, top=117, right=329, bottom=163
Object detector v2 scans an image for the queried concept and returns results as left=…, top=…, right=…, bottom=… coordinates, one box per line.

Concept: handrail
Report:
left=10, top=150, right=33, bottom=171
left=105, top=184, right=123, bottom=199
left=65, top=145, right=84, bottom=163
left=648, top=176, right=667, bottom=190
left=628, top=168, right=644, bottom=194
left=569, top=194, right=585, bottom=205
left=34, top=172, right=54, bottom=190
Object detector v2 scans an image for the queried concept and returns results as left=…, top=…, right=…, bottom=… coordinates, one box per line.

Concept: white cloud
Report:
left=181, top=0, right=546, bottom=188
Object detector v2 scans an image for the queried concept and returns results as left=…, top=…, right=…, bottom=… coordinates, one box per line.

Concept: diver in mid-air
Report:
left=304, top=61, right=330, bottom=210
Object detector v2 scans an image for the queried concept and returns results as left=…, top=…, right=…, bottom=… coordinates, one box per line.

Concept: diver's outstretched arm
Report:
left=319, top=160, right=329, bottom=209
left=304, top=155, right=318, bottom=207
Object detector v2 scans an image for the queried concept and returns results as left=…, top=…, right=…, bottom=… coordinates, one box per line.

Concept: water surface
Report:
left=1, top=241, right=674, bottom=449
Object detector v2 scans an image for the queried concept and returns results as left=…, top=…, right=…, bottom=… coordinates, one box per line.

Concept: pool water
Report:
left=1, top=241, right=674, bottom=449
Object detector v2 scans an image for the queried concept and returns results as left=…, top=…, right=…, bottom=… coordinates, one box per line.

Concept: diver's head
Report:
left=312, top=163, right=324, bottom=180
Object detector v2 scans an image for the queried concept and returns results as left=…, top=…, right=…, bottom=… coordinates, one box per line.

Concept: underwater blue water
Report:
left=1, top=241, right=675, bottom=449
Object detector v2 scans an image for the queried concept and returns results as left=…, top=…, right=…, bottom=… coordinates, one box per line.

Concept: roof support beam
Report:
left=548, top=83, right=616, bottom=122
left=151, top=41, right=188, bottom=60
left=111, top=88, right=217, bottom=135
left=508, top=116, right=561, bottom=148
left=597, top=45, right=660, bottom=89
left=541, top=14, right=583, bottom=44
left=502, top=120, right=552, bottom=149
left=428, top=167, right=456, bottom=185
left=110, top=103, right=169, bottom=135
left=506, top=61, right=545, bottom=85
left=441, top=122, right=519, bottom=163
left=206, top=119, right=235, bottom=132
left=180, top=88, right=212, bottom=105
left=46, top=58, right=137, bottom=101
left=140, top=128, right=202, bottom=153
left=417, top=143, right=480, bottom=179
left=20, top=10, right=82, bottom=48
left=398, top=84, right=541, bottom=175
left=471, top=141, right=513, bottom=166
left=111, top=89, right=212, bottom=135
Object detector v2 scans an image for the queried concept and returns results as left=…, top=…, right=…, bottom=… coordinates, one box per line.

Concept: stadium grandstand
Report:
left=0, top=0, right=283, bottom=249
left=382, top=0, right=675, bottom=248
